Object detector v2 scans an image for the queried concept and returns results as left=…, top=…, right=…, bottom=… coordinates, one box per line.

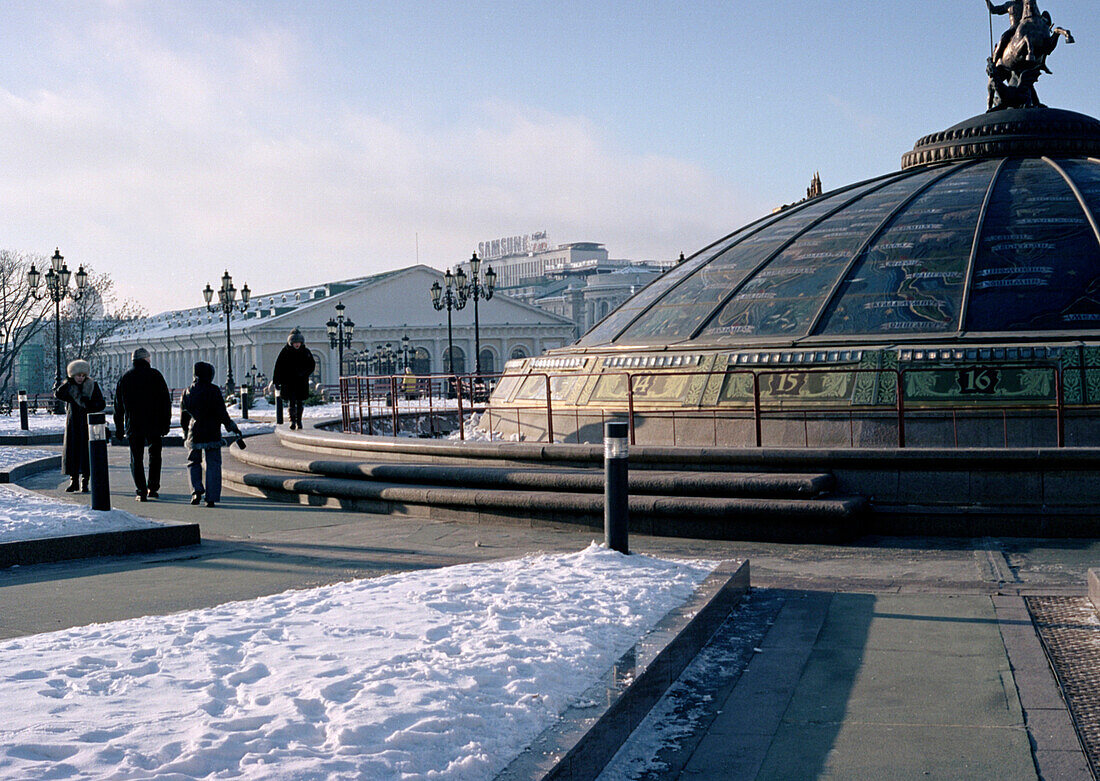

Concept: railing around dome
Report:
left=338, top=365, right=1071, bottom=448
left=338, top=373, right=493, bottom=440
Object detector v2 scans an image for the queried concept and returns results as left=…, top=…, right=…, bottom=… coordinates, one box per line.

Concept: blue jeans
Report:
left=187, top=447, right=222, bottom=502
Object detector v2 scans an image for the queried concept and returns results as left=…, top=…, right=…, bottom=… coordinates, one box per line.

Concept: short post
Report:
left=18, top=389, right=28, bottom=431
left=604, top=421, right=629, bottom=554
left=274, top=387, right=283, bottom=425
left=87, top=412, right=111, bottom=511
left=240, top=383, right=249, bottom=420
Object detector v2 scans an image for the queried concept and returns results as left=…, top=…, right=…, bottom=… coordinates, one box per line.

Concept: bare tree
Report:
left=0, top=250, right=54, bottom=397
left=53, top=268, right=146, bottom=369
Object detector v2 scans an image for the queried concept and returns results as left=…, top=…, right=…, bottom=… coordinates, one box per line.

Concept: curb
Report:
left=0, top=455, right=63, bottom=483
left=496, top=559, right=750, bottom=781
left=0, top=523, right=201, bottom=568
left=0, top=433, right=63, bottom=445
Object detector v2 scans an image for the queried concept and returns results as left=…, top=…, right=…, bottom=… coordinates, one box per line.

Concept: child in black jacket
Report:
left=180, top=362, right=242, bottom=507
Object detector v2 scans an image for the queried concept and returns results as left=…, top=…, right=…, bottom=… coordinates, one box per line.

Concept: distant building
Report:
left=99, top=265, right=574, bottom=389
left=459, top=237, right=675, bottom=339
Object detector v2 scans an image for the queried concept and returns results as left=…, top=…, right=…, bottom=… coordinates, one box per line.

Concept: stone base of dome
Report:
left=902, top=107, right=1100, bottom=169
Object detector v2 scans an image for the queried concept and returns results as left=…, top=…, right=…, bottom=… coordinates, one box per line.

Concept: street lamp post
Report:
left=326, top=302, right=355, bottom=378
left=372, top=343, right=397, bottom=376
left=27, top=249, right=88, bottom=412
left=400, top=334, right=411, bottom=371
left=465, top=252, right=496, bottom=376
left=202, top=270, right=250, bottom=396
left=429, top=268, right=467, bottom=375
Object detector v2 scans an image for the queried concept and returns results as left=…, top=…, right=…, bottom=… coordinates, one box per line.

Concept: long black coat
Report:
left=54, top=378, right=106, bottom=476
left=114, top=361, right=172, bottom=440
left=273, top=344, right=316, bottom=401
left=181, top=365, right=240, bottom=449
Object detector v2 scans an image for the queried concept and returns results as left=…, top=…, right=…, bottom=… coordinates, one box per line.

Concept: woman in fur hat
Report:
left=53, top=359, right=106, bottom=492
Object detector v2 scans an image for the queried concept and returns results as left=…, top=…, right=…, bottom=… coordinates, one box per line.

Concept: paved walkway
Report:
left=1, top=439, right=1098, bottom=778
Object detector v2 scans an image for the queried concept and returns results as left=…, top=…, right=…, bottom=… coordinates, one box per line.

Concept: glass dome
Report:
left=578, top=108, right=1100, bottom=349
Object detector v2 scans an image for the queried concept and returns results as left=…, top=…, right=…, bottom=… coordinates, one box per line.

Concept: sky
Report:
left=2, top=0, right=1098, bottom=315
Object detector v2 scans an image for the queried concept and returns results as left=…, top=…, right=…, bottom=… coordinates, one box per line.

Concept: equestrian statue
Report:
left=985, top=0, right=1074, bottom=111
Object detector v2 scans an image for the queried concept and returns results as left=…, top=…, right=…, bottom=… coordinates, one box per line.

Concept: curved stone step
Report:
left=232, top=438, right=835, bottom=499
left=222, top=464, right=867, bottom=543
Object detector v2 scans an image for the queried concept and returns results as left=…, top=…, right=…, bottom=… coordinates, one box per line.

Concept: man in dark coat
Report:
left=181, top=362, right=242, bottom=508
left=54, top=358, right=106, bottom=493
left=272, top=328, right=316, bottom=430
left=114, top=347, right=172, bottom=501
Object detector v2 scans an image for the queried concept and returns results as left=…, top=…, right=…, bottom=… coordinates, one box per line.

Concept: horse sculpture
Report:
left=986, top=0, right=1074, bottom=111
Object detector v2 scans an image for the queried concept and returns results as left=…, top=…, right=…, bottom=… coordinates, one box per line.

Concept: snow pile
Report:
left=0, top=484, right=163, bottom=543
left=0, top=447, right=56, bottom=471
left=0, top=544, right=716, bottom=779
left=447, top=413, right=521, bottom=442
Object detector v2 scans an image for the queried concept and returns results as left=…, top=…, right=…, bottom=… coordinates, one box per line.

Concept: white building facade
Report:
left=99, top=265, right=574, bottom=391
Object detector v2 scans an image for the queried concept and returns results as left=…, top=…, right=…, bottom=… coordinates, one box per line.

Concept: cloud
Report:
left=0, top=14, right=748, bottom=314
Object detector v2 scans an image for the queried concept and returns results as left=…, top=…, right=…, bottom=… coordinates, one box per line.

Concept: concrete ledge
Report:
left=496, top=559, right=750, bottom=781
left=223, top=467, right=865, bottom=542
left=0, top=432, right=63, bottom=445
left=0, top=522, right=201, bottom=568
left=233, top=444, right=834, bottom=498
left=0, top=455, right=62, bottom=483
left=1089, top=570, right=1100, bottom=613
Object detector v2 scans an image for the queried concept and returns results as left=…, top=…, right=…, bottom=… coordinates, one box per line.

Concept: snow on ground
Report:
left=0, top=483, right=162, bottom=543
left=0, top=447, right=56, bottom=471
left=0, top=413, right=67, bottom=434
left=0, top=545, right=716, bottom=780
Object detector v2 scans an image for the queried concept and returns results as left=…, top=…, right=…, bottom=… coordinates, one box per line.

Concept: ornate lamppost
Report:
left=202, top=270, right=250, bottom=396
left=400, top=334, right=411, bottom=371
left=27, top=249, right=88, bottom=411
left=465, top=252, right=496, bottom=376
left=429, top=267, right=467, bottom=375
left=326, top=302, right=355, bottom=378
left=371, top=343, right=397, bottom=375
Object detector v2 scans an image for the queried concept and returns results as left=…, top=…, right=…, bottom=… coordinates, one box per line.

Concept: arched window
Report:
left=479, top=349, right=495, bottom=375
left=444, top=346, right=466, bottom=374
left=411, top=347, right=431, bottom=375
left=510, top=346, right=529, bottom=360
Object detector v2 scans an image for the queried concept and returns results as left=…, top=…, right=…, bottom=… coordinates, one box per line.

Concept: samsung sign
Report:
left=479, top=231, right=549, bottom=260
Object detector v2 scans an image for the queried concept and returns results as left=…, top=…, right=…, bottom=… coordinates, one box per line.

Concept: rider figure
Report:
left=986, top=0, right=1024, bottom=67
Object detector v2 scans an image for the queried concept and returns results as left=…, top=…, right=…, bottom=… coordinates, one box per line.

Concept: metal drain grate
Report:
left=1026, top=596, right=1100, bottom=778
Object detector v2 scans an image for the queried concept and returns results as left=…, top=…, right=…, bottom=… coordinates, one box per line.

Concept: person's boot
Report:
left=80, top=476, right=89, bottom=493
left=191, top=491, right=204, bottom=505
left=65, top=477, right=79, bottom=492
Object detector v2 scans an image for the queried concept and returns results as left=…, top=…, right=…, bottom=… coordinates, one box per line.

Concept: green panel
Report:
left=903, top=366, right=1056, bottom=402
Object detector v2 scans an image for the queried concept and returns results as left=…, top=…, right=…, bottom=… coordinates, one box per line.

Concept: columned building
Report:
left=99, top=265, right=574, bottom=390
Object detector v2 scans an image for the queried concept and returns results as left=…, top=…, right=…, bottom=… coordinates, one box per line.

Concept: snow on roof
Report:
left=103, top=270, right=404, bottom=342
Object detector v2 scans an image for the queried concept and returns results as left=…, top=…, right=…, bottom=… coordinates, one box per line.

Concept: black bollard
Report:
left=18, top=389, right=28, bottom=431
left=87, top=412, right=111, bottom=511
left=240, top=384, right=249, bottom=420
left=275, top=388, right=284, bottom=425
left=604, top=421, right=629, bottom=554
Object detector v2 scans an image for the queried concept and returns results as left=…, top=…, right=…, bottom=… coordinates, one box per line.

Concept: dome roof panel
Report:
left=608, top=176, right=893, bottom=346
left=697, top=167, right=945, bottom=341
left=815, top=160, right=1000, bottom=336
left=570, top=110, right=1100, bottom=352
left=966, top=158, right=1100, bottom=332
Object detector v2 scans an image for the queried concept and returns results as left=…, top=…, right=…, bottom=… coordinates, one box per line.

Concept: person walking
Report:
left=113, top=347, right=172, bottom=501
left=180, top=362, right=242, bottom=508
left=54, top=359, right=106, bottom=493
left=272, top=328, right=315, bottom=430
